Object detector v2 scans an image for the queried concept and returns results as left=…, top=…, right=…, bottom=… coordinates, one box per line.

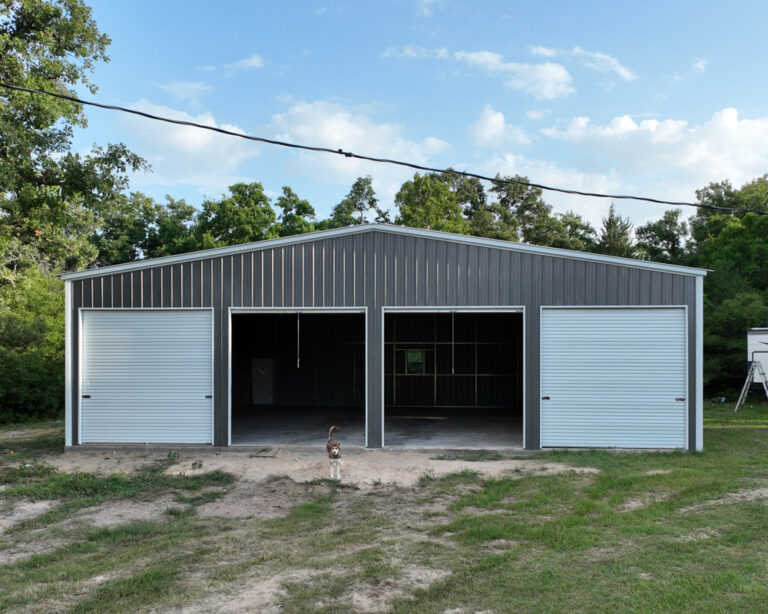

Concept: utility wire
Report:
left=2, top=81, right=766, bottom=216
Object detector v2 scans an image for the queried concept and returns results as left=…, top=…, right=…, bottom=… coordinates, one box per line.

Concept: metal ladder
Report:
left=735, top=359, right=768, bottom=412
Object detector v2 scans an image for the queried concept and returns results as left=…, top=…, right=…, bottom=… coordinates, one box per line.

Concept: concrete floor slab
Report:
left=232, top=406, right=522, bottom=449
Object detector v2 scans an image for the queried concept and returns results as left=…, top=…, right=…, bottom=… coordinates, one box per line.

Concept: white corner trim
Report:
left=64, top=280, right=73, bottom=447
left=695, top=275, right=704, bottom=451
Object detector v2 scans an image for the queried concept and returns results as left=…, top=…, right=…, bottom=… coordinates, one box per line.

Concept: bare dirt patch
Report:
left=0, top=499, right=57, bottom=533
left=66, top=495, right=180, bottom=529
left=675, top=528, right=722, bottom=542
left=680, top=486, right=768, bottom=513
left=645, top=469, right=673, bottom=476
left=45, top=449, right=598, bottom=489
left=173, top=569, right=321, bottom=614
left=197, top=478, right=316, bottom=520
left=0, top=537, right=68, bottom=565
left=617, top=493, right=669, bottom=512
left=347, top=565, right=451, bottom=612
left=47, top=451, right=155, bottom=475
left=164, top=449, right=598, bottom=489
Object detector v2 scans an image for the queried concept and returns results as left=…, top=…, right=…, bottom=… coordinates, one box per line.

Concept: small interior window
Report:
left=406, top=350, right=425, bottom=374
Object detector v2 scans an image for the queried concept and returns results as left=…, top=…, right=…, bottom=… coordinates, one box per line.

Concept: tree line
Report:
left=1, top=0, right=767, bottom=421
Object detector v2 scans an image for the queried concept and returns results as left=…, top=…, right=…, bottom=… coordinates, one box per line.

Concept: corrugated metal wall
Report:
left=69, top=229, right=698, bottom=448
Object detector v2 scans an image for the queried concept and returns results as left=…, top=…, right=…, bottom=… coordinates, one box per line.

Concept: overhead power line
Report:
left=2, top=81, right=766, bottom=216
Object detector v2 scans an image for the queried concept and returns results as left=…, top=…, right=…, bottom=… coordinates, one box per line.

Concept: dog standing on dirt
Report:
left=326, top=426, right=341, bottom=480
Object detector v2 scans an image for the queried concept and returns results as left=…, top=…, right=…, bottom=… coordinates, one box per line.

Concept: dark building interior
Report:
left=384, top=311, right=523, bottom=447
left=231, top=312, right=366, bottom=445
left=230, top=310, right=524, bottom=447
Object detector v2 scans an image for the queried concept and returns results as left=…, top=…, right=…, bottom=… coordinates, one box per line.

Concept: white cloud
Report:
left=270, top=100, right=450, bottom=204
left=121, top=100, right=259, bottom=192
left=471, top=105, right=531, bottom=148
left=382, top=45, right=449, bottom=60
left=526, top=109, right=549, bottom=120
left=454, top=50, right=574, bottom=99
left=570, top=47, right=636, bottom=80
left=235, top=53, right=265, bottom=69
left=538, top=108, right=768, bottom=223
left=693, top=58, right=707, bottom=73
left=417, top=0, right=440, bottom=17
left=531, top=46, right=636, bottom=80
left=529, top=45, right=557, bottom=57
left=383, top=45, right=574, bottom=99
left=157, top=81, right=212, bottom=103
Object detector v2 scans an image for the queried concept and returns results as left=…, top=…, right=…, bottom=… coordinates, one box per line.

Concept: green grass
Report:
left=2, top=400, right=768, bottom=612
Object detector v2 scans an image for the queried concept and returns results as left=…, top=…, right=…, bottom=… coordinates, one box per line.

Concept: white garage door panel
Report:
left=541, top=308, right=687, bottom=448
left=81, top=311, right=212, bottom=444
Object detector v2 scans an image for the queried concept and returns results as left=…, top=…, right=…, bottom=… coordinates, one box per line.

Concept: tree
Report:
left=0, top=267, right=64, bottom=421
left=635, top=209, right=689, bottom=264
left=194, top=182, right=277, bottom=248
left=327, top=176, right=389, bottom=227
left=147, top=197, right=199, bottom=257
left=394, top=173, right=468, bottom=234
left=275, top=186, right=316, bottom=236
left=438, top=170, right=487, bottom=218
left=0, top=0, right=145, bottom=278
left=88, top=192, right=157, bottom=266
left=596, top=204, right=634, bottom=257
left=550, top=211, right=598, bottom=251
left=685, top=177, right=768, bottom=392
left=489, top=175, right=557, bottom=244
left=689, top=176, right=768, bottom=263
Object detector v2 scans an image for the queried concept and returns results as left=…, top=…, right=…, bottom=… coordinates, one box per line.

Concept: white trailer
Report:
left=747, top=328, right=768, bottom=385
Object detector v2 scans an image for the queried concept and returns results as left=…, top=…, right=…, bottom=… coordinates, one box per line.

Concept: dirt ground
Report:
left=47, top=448, right=598, bottom=488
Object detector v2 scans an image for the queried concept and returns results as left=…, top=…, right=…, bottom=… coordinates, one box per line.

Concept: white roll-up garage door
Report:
left=81, top=310, right=213, bottom=444
left=541, top=308, right=687, bottom=448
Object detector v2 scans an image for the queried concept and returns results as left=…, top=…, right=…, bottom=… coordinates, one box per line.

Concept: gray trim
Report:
left=61, top=224, right=709, bottom=281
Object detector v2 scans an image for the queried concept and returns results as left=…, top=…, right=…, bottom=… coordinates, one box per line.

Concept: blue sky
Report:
left=72, top=0, right=768, bottom=229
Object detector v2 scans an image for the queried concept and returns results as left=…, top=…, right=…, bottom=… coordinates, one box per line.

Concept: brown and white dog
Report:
left=326, top=426, right=341, bottom=480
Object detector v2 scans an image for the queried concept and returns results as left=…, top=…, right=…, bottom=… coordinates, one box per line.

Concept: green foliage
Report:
left=635, top=209, right=689, bottom=264
left=194, top=182, right=277, bottom=248
left=275, top=186, right=315, bottom=236
left=395, top=172, right=468, bottom=233
left=550, top=210, right=598, bottom=251
left=0, top=0, right=146, bottom=277
left=327, top=176, right=389, bottom=227
left=146, top=196, right=199, bottom=257
left=704, top=291, right=768, bottom=391
left=596, top=203, right=634, bottom=257
left=489, top=175, right=556, bottom=244
left=0, top=267, right=64, bottom=422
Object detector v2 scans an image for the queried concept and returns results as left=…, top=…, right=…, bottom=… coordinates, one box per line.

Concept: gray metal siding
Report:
left=69, top=230, right=698, bottom=449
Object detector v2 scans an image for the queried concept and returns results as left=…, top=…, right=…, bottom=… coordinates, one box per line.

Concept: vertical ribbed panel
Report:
left=541, top=308, right=687, bottom=448
left=81, top=310, right=212, bottom=444
left=69, top=230, right=699, bottom=449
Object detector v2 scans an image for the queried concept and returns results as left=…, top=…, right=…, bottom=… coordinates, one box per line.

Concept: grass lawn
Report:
left=1, top=400, right=768, bottom=613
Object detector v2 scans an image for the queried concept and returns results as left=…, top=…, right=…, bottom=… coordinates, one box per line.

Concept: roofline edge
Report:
left=60, top=223, right=709, bottom=281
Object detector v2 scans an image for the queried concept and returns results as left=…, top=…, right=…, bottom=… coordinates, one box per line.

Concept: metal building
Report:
left=61, top=224, right=707, bottom=450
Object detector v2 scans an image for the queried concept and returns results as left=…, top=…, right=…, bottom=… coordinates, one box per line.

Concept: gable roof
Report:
left=60, top=223, right=708, bottom=281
